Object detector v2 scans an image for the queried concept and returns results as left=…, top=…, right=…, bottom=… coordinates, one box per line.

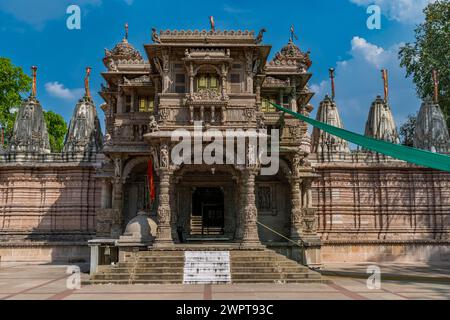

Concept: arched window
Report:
left=196, top=73, right=219, bottom=92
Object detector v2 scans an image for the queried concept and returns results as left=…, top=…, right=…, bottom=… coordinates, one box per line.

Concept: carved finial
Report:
left=432, top=69, right=439, bottom=104
left=31, top=66, right=37, bottom=97
left=381, top=69, right=388, bottom=103
left=329, top=68, right=336, bottom=101
left=209, top=16, right=215, bottom=32
left=290, top=25, right=298, bottom=42
left=124, top=22, right=129, bottom=40
left=85, top=67, right=92, bottom=98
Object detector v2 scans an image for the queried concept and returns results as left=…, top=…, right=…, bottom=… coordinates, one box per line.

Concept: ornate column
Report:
left=289, top=77, right=298, bottom=112
left=117, top=87, right=124, bottom=114
left=240, top=168, right=261, bottom=247
left=154, top=144, right=174, bottom=247
left=101, top=179, right=113, bottom=209
left=290, top=177, right=303, bottom=240
left=111, top=157, right=123, bottom=238
left=188, top=62, right=195, bottom=95
left=300, top=177, right=322, bottom=269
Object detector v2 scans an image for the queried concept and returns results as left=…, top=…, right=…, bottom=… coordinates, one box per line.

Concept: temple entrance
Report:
left=191, top=187, right=224, bottom=236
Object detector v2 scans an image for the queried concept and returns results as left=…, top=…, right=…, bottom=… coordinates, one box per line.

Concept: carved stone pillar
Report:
left=110, top=157, right=123, bottom=238
left=154, top=168, right=173, bottom=246
left=290, top=177, right=302, bottom=240
left=154, top=144, right=174, bottom=247
left=101, top=179, right=113, bottom=209
left=240, top=168, right=261, bottom=247
left=111, top=181, right=123, bottom=238
left=170, top=175, right=179, bottom=243
left=154, top=78, right=160, bottom=111
left=289, top=78, right=298, bottom=112
left=131, top=91, right=135, bottom=113
left=117, top=89, right=124, bottom=114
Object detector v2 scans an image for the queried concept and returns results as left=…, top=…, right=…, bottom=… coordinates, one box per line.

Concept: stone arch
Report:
left=121, top=156, right=150, bottom=183
left=194, top=64, right=221, bottom=76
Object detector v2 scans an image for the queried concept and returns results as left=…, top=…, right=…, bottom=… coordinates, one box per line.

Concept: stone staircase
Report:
left=88, top=249, right=324, bottom=284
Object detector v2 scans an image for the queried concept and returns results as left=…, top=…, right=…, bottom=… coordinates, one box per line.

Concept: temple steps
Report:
left=88, top=249, right=325, bottom=285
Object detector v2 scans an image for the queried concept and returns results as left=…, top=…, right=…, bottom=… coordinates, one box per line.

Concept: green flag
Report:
left=270, top=102, right=450, bottom=173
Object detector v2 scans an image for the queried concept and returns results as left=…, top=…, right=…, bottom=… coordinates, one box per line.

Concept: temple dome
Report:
left=413, top=98, right=450, bottom=153
left=312, top=95, right=349, bottom=153
left=120, top=211, right=157, bottom=244
left=267, top=40, right=312, bottom=69
left=103, top=38, right=144, bottom=69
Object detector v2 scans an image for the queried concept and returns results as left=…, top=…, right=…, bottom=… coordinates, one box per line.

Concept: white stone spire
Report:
left=413, top=98, right=449, bottom=153
left=311, top=95, right=349, bottom=153
left=364, top=95, right=400, bottom=144
left=9, top=66, right=51, bottom=154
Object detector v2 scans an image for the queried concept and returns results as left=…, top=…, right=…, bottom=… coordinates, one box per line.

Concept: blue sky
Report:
left=0, top=0, right=435, bottom=135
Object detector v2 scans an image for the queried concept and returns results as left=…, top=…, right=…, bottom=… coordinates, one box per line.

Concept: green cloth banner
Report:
left=270, top=102, right=450, bottom=173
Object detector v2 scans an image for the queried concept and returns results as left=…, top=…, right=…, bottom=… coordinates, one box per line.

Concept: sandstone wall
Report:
left=0, top=154, right=101, bottom=263
left=311, top=152, right=450, bottom=263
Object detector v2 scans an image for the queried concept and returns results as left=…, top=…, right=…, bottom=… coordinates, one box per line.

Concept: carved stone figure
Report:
left=114, top=157, right=122, bottom=180
left=148, top=115, right=159, bottom=133
left=160, top=144, right=169, bottom=168
left=255, top=28, right=266, bottom=44
left=152, top=27, right=162, bottom=44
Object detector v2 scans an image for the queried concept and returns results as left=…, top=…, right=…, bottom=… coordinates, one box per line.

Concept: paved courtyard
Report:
left=0, top=263, right=449, bottom=300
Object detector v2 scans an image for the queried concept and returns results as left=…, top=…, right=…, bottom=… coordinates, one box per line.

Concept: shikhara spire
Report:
left=63, top=67, right=103, bottom=153
left=9, top=66, right=51, bottom=153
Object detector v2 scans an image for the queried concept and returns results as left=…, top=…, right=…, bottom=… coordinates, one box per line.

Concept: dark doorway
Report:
left=191, top=187, right=224, bottom=235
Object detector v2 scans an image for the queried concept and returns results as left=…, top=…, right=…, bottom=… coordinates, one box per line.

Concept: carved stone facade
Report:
left=0, top=26, right=448, bottom=267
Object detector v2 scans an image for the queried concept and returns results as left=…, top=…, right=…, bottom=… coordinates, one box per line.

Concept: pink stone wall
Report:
left=313, top=164, right=450, bottom=263
left=0, top=164, right=101, bottom=241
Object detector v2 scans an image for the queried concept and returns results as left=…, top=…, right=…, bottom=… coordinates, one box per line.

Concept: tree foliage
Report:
left=399, top=0, right=450, bottom=130
left=44, top=111, right=67, bottom=153
left=399, top=113, right=417, bottom=147
left=0, top=57, right=31, bottom=144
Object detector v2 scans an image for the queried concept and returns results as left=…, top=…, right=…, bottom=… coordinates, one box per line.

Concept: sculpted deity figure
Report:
left=160, top=144, right=169, bottom=168
left=148, top=115, right=159, bottom=133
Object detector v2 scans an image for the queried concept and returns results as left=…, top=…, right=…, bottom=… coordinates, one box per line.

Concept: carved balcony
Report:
left=185, top=89, right=229, bottom=124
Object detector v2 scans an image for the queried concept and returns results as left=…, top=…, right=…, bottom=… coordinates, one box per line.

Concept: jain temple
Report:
left=0, top=26, right=449, bottom=283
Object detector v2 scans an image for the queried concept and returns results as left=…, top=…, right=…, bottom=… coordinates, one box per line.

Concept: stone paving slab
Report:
left=322, top=262, right=450, bottom=283
left=0, top=264, right=449, bottom=300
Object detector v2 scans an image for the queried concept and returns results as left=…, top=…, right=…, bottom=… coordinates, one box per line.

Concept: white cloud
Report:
left=45, top=82, right=84, bottom=100
left=223, top=4, right=247, bottom=14
left=310, top=80, right=328, bottom=97
left=310, top=36, right=420, bottom=135
left=350, top=0, right=437, bottom=24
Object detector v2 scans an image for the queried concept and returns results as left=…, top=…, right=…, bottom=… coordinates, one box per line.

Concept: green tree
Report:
left=44, top=111, right=67, bottom=152
left=399, top=113, right=417, bottom=147
left=399, top=0, right=450, bottom=130
left=0, top=57, right=31, bottom=145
